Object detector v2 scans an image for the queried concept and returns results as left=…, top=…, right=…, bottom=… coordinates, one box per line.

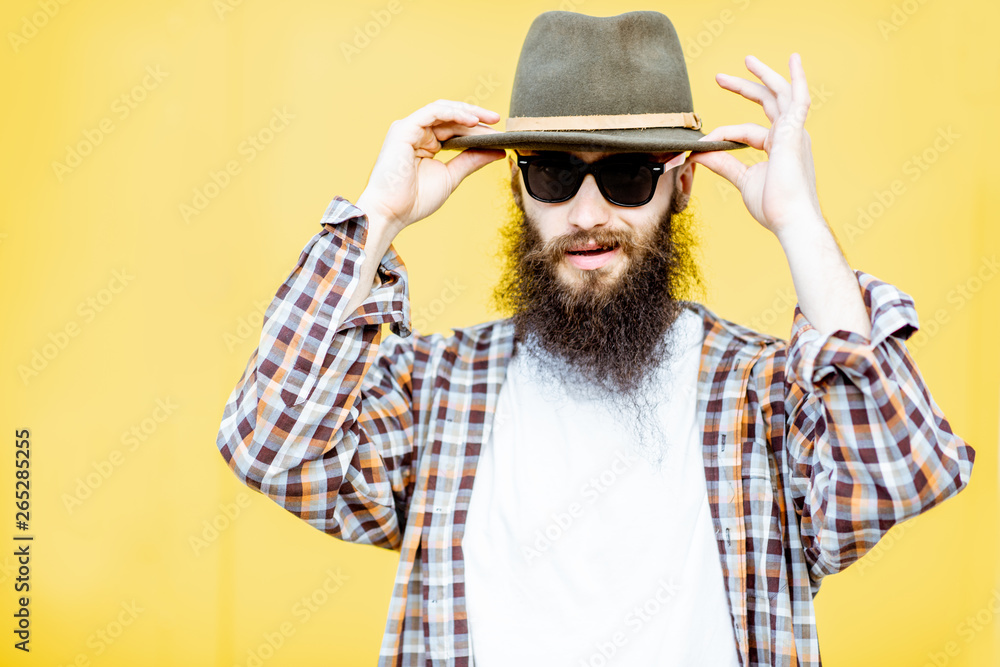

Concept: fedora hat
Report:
left=441, top=10, right=745, bottom=154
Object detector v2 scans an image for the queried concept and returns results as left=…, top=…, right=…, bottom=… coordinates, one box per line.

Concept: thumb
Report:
left=443, top=148, right=506, bottom=185
left=688, top=150, right=747, bottom=189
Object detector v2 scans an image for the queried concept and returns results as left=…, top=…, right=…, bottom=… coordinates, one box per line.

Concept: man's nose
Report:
left=566, top=174, right=611, bottom=230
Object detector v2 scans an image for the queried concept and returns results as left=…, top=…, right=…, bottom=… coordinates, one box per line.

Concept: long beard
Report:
left=492, top=178, right=704, bottom=401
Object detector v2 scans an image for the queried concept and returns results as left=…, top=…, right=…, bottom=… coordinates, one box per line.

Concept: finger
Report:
left=716, top=73, right=779, bottom=122
left=431, top=120, right=501, bottom=142
left=745, top=55, right=791, bottom=110
left=436, top=99, right=502, bottom=123
left=699, top=123, right=769, bottom=151
left=687, top=151, right=748, bottom=188
left=787, top=53, right=811, bottom=130
left=409, top=100, right=499, bottom=130
left=407, top=106, right=481, bottom=135
left=392, top=106, right=493, bottom=153
left=413, top=120, right=502, bottom=159
left=443, top=148, right=507, bottom=184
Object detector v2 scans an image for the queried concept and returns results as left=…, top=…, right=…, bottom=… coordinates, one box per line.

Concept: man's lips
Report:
left=564, top=242, right=620, bottom=270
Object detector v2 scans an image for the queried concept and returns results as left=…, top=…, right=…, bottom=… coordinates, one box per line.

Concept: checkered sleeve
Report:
left=783, top=270, right=975, bottom=581
left=216, top=196, right=416, bottom=550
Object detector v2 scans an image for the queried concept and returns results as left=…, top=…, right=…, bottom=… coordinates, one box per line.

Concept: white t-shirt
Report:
left=462, top=309, right=740, bottom=666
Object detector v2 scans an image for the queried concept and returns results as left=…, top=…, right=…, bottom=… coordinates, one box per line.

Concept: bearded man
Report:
left=216, top=10, right=974, bottom=666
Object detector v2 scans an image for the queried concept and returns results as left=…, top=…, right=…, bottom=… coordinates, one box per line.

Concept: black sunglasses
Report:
left=515, top=151, right=681, bottom=207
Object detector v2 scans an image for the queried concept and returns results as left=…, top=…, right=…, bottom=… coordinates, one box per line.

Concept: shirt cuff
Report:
left=786, top=270, right=919, bottom=395
left=320, top=196, right=412, bottom=337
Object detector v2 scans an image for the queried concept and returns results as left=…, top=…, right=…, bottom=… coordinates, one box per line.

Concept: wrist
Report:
left=355, top=193, right=404, bottom=238
left=355, top=195, right=404, bottom=252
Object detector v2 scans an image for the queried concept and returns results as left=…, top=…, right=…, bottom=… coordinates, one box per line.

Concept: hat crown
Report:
left=509, top=11, right=695, bottom=119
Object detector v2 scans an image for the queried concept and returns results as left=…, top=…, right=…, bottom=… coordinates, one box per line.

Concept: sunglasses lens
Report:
left=598, top=162, right=655, bottom=206
left=526, top=159, right=580, bottom=202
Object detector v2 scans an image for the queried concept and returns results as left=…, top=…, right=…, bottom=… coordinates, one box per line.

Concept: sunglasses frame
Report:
left=514, top=150, right=679, bottom=207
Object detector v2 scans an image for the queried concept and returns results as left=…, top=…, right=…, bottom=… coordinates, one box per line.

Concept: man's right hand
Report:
left=355, top=100, right=505, bottom=236
left=335, top=101, right=504, bottom=330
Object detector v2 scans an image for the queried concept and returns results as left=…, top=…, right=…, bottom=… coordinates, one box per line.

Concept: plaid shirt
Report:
left=217, top=197, right=975, bottom=666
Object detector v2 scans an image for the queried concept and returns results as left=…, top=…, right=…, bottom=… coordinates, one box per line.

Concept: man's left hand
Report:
left=689, top=53, right=824, bottom=239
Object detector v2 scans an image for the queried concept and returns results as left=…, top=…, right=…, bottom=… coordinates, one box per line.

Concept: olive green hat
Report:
left=441, top=10, right=745, bottom=154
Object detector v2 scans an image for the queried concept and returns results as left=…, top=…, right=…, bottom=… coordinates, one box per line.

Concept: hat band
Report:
left=505, top=112, right=702, bottom=132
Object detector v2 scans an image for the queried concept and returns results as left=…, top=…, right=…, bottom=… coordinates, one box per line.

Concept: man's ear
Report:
left=507, top=157, right=524, bottom=208
left=509, top=155, right=525, bottom=198
left=674, top=160, right=695, bottom=211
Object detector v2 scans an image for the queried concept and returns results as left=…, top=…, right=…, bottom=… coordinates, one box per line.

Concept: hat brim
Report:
left=440, top=126, right=745, bottom=153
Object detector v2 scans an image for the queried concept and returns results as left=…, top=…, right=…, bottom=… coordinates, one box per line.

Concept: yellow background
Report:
left=2, top=0, right=997, bottom=665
